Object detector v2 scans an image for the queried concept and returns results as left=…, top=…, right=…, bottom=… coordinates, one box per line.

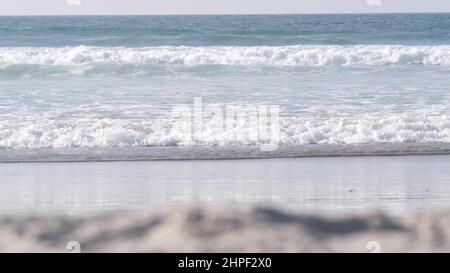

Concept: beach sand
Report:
left=0, top=155, right=449, bottom=252
left=0, top=207, right=449, bottom=252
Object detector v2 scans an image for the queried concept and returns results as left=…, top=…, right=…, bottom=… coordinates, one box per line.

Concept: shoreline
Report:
left=3, top=143, right=450, bottom=163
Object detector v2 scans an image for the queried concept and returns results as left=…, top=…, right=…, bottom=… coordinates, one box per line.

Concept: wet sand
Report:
left=0, top=155, right=449, bottom=252
left=0, top=155, right=450, bottom=216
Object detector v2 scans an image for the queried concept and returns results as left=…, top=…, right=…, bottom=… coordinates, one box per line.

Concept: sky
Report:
left=1, top=0, right=450, bottom=15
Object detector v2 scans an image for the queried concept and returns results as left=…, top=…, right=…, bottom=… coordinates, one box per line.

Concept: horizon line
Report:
left=1, top=11, right=450, bottom=16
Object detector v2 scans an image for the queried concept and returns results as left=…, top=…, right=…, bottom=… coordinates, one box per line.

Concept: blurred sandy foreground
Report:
left=0, top=207, right=449, bottom=253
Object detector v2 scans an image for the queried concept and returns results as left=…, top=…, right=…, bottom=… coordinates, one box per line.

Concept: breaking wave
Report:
left=2, top=45, right=450, bottom=67
left=2, top=114, right=450, bottom=149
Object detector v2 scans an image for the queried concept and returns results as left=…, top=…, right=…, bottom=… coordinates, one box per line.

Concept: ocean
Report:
left=2, top=14, right=450, bottom=161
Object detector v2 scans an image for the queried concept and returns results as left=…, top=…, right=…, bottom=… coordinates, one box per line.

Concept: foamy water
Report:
left=1, top=113, right=450, bottom=149
left=1, top=15, right=450, bottom=160
left=2, top=45, right=450, bottom=66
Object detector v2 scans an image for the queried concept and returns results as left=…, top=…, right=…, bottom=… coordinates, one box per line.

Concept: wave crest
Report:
left=2, top=115, right=450, bottom=149
left=2, top=45, right=450, bottom=66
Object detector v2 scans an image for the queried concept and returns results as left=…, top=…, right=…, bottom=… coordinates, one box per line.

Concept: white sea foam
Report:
left=1, top=114, right=450, bottom=149
left=2, top=45, right=450, bottom=66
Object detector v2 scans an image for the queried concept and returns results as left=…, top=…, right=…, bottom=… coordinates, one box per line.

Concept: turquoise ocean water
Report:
left=2, top=14, right=450, bottom=160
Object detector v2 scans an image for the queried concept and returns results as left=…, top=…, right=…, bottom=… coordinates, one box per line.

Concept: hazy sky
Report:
left=1, top=0, right=450, bottom=15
